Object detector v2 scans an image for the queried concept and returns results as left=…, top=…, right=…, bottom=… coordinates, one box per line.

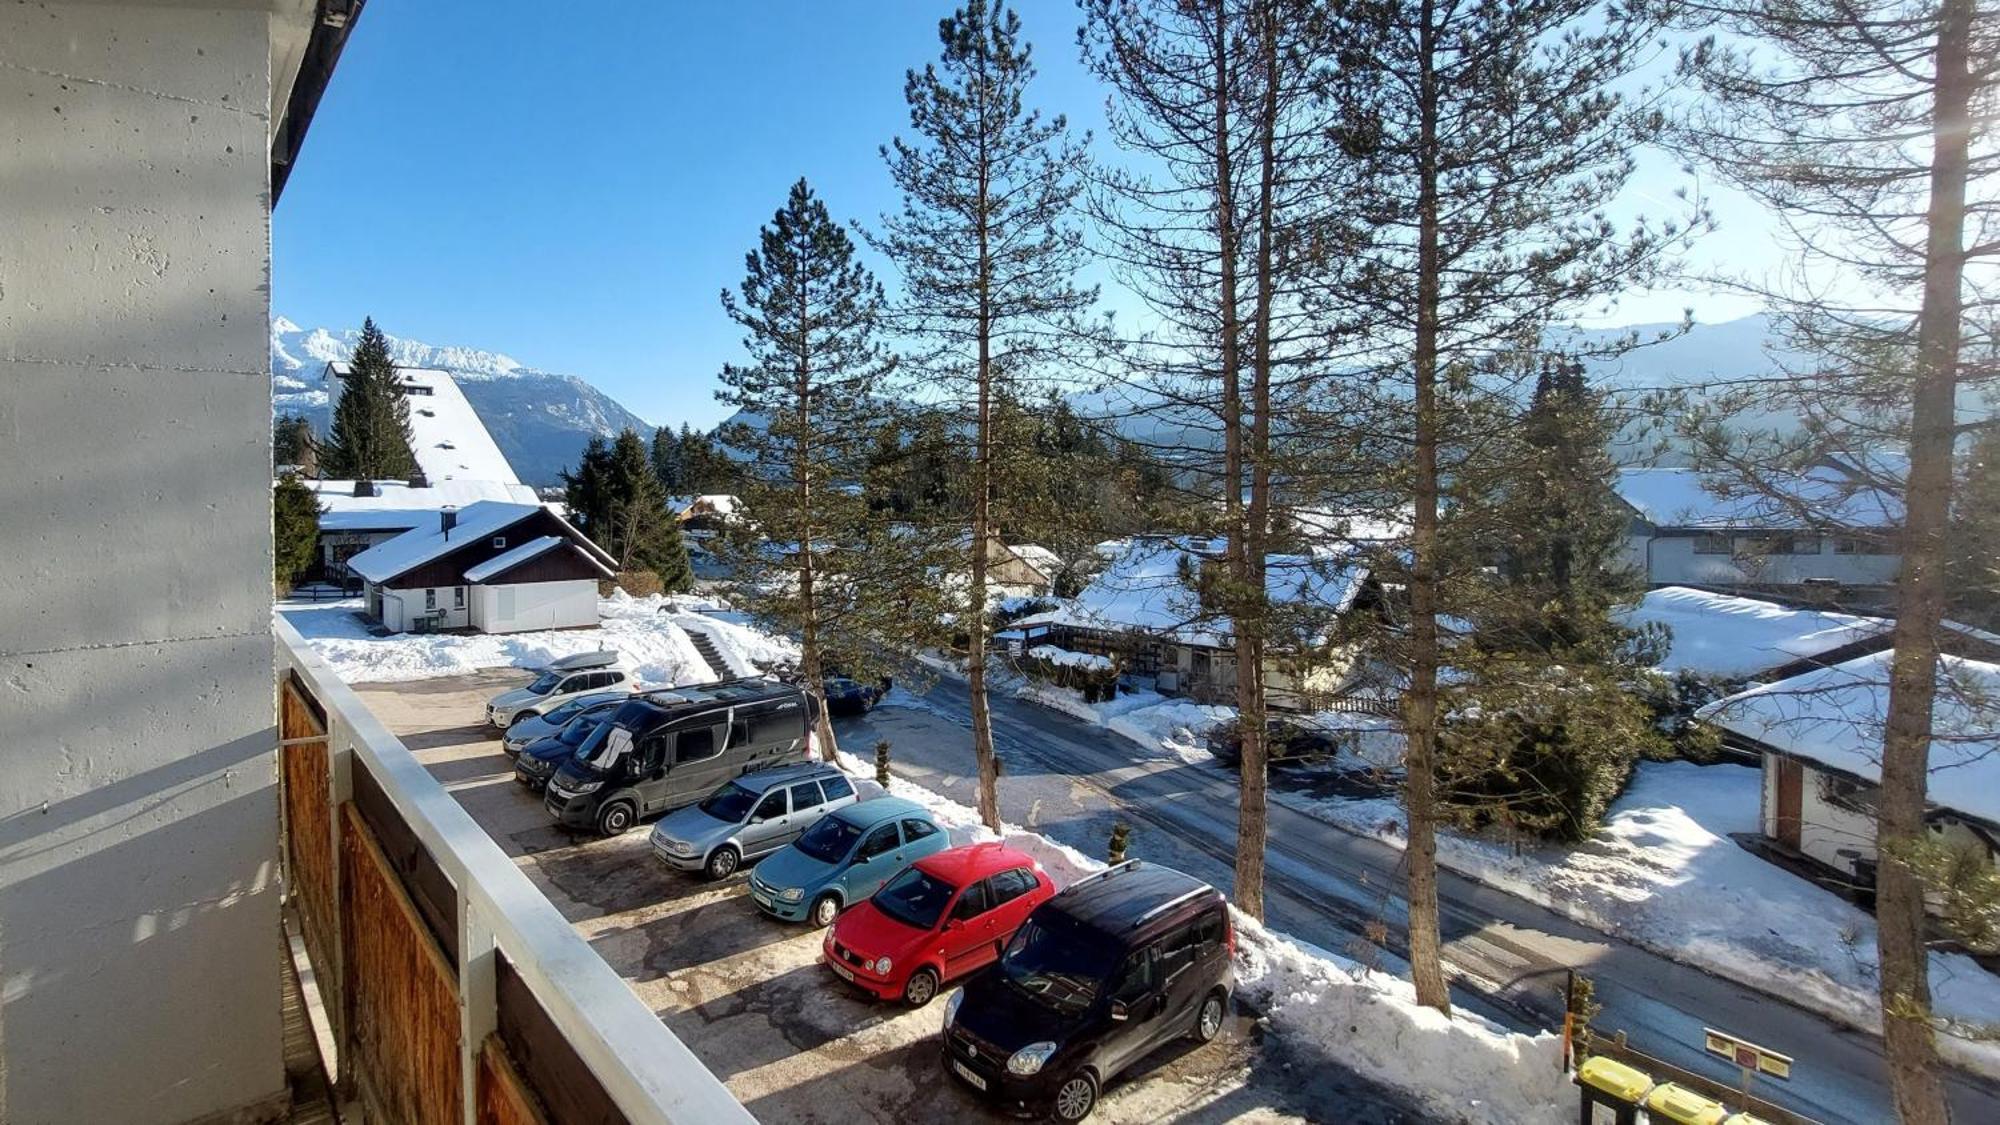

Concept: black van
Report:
left=941, top=860, right=1234, bottom=1122
left=543, top=678, right=818, bottom=836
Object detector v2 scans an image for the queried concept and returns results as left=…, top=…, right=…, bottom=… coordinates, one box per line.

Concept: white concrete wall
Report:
left=473, top=580, right=599, bottom=634
left=0, top=5, right=287, bottom=1123
left=1640, top=534, right=1902, bottom=588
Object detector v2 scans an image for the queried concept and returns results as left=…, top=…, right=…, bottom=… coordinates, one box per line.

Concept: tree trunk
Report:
left=793, top=268, right=840, bottom=761
left=1877, top=1, right=1971, bottom=1119
left=1233, top=0, right=1279, bottom=922
left=1403, top=0, right=1452, bottom=1016
left=967, top=38, right=1002, bottom=832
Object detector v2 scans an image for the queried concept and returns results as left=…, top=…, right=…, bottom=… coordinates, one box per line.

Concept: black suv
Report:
left=941, top=860, right=1234, bottom=1121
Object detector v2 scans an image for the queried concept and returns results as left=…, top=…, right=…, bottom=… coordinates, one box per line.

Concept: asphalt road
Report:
left=832, top=676, right=2000, bottom=1125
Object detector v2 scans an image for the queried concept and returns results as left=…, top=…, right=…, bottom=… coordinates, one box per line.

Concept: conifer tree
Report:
left=322, top=317, right=416, bottom=480
left=273, top=472, right=323, bottom=594
left=1949, top=430, right=2000, bottom=627
left=273, top=412, right=317, bottom=472
left=874, top=1, right=1096, bottom=831
left=603, top=428, right=693, bottom=588
left=561, top=435, right=614, bottom=540
left=650, top=426, right=684, bottom=493
left=717, top=179, right=946, bottom=755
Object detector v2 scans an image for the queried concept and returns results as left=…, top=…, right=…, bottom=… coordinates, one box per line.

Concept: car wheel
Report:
left=1050, top=1070, right=1098, bottom=1122
left=596, top=800, right=636, bottom=837
left=1192, top=989, right=1226, bottom=1043
left=704, top=845, right=741, bottom=881
left=809, top=893, right=841, bottom=928
left=902, top=967, right=939, bottom=1008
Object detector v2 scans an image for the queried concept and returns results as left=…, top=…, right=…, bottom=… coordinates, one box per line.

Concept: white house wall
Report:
left=474, top=579, right=599, bottom=634
left=0, top=5, right=293, bottom=1121
left=1635, top=534, right=1902, bottom=588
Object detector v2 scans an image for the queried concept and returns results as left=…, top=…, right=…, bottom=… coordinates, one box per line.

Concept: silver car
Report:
left=501, top=692, right=632, bottom=758
left=649, top=763, right=860, bottom=880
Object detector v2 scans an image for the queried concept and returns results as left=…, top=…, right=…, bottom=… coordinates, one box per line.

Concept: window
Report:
left=492, top=536, right=508, bottom=549
left=676, top=728, right=719, bottom=765
left=558, top=676, right=584, bottom=694
left=858, top=824, right=901, bottom=860
left=1835, top=535, right=1894, bottom=555
left=751, top=701, right=802, bottom=744
left=1771, top=535, right=1821, bottom=555
left=425, top=588, right=437, bottom=610
left=820, top=774, right=855, bottom=802
left=1110, top=947, right=1155, bottom=1003
left=1158, top=924, right=1197, bottom=984
left=1193, top=909, right=1224, bottom=952
left=729, top=720, right=751, bottom=748
left=607, top=670, right=628, bottom=686
left=1693, top=534, right=1731, bottom=555
left=453, top=586, right=465, bottom=609
left=952, top=880, right=990, bottom=921
left=635, top=735, right=667, bottom=774
left=788, top=781, right=825, bottom=812
left=987, top=867, right=1036, bottom=906
left=900, top=817, right=939, bottom=842
left=751, top=790, right=788, bottom=821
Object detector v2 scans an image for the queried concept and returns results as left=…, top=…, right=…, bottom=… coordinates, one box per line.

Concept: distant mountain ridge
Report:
left=271, top=318, right=658, bottom=486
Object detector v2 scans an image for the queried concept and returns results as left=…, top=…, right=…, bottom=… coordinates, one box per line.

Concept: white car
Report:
left=487, top=651, right=631, bottom=730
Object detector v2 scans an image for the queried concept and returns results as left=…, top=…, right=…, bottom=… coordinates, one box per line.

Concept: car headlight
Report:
left=1007, top=1041, right=1057, bottom=1076
left=567, top=778, right=604, bottom=794
left=873, top=956, right=893, bottom=974
left=779, top=887, right=804, bottom=903
left=943, top=989, right=963, bottom=1027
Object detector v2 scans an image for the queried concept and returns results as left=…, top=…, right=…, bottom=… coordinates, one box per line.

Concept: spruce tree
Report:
left=273, top=412, right=317, bottom=471
left=717, top=179, right=947, bottom=755
left=273, top=472, right=323, bottom=594
left=323, top=317, right=416, bottom=481
left=650, top=426, right=683, bottom=493
left=873, top=1, right=1096, bottom=832
left=561, top=435, right=614, bottom=541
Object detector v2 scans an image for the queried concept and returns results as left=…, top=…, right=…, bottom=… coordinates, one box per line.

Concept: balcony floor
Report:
left=281, top=931, right=341, bottom=1125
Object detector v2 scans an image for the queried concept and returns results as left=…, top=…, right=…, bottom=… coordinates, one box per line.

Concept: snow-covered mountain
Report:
left=271, top=318, right=658, bottom=486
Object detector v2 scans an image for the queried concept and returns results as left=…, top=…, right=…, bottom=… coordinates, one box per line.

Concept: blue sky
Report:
left=276, top=2, right=1767, bottom=430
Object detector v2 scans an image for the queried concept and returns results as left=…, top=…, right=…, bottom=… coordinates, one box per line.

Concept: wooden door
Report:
left=1773, top=757, right=1804, bottom=850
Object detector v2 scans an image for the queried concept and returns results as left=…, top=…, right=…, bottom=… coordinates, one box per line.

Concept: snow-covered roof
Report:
left=463, top=535, right=614, bottom=583
left=346, top=501, right=542, bottom=585
left=1013, top=537, right=1370, bottom=648
left=1616, top=467, right=1902, bottom=530
left=1618, top=587, right=1889, bottom=679
left=309, top=477, right=541, bottom=519
left=1009, top=543, right=1061, bottom=576
left=1698, top=651, right=2000, bottom=826
left=672, top=494, right=739, bottom=517
left=327, top=362, right=522, bottom=486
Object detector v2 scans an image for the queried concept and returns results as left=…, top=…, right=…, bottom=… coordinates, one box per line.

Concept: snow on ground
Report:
left=276, top=590, right=797, bottom=687
left=830, top=745, right=1568, bottom=1124
left=1030, top=672, right=2000, bottom=1082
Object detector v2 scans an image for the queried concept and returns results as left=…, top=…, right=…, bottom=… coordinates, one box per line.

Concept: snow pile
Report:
left=1014, top=681, right=1232, bottom=765
left=835, top=746, right=1567, bottom=1122
left=278, top=592, right=757, bottom=687
left=1026, top=644, right=1115, bottom=672
left=626, top=591, right=800, bottom=675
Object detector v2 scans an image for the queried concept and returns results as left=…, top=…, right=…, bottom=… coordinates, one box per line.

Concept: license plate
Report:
left=951, top=1060, right=987, bottom=1091
left=751, top=889, right=772, bottom=908
left=830, top=960, right=854, bottom=982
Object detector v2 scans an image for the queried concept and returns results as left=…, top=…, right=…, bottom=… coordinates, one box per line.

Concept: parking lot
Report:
left=353, top=671, right=1417, bottom=1124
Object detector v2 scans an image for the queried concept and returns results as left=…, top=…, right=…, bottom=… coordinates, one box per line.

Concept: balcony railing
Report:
left=275, top=616, right=751, bottom=1125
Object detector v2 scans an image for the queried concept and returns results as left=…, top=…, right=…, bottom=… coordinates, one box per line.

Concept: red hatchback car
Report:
left=824, top=842, right=1056, bottom=1007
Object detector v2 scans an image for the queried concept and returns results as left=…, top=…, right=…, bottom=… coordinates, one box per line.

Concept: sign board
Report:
left=1703, top=1028, right=1793, bottom=1080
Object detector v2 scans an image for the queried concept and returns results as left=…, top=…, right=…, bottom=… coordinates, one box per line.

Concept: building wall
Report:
left=1638, top=534, right=1902, bottom=588
left=0, top=5, right=287, bottom=1123
left=473, top=581, right=599, bottom=634
left=1762, top=755, right=1999, bottom=882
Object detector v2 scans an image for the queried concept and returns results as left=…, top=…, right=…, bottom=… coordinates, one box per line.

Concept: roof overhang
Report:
left=270, top=0, right=367, bottom=203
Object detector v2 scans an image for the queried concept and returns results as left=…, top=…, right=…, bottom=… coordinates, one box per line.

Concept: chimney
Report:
left=441, top=507, right=458, bottom=538
left=352, top=479, right=377, bottom=498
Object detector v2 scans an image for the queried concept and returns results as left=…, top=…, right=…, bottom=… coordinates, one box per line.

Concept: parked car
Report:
left=1207, top=718, right=1340, bottom=769
left=544, top=679, right=814, bottom=836
left=746, top=798, right=949, bottom=927
left=823, top=674, right=886, bottom=715
left=824, top=842, right=1055, bottom=1007
left=502, top=691, right=631, bottom=759
left=487, top=651, right=631, bottom=730
left=512, top=706, right=623, bottom=792
left=649, top=763, right=861, bottom=880
left=942, top=860, right=1234, bottom=1122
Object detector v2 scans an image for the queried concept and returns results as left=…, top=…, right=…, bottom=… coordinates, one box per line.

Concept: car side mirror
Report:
left=1109, top=1000, right=1130, bottom=1022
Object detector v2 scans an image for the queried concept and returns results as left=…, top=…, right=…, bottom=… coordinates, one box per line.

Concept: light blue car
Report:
left=746, top=797, right=949, bottom=927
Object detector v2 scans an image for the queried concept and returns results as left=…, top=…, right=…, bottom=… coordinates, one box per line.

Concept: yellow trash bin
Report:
left=1644, top=1082, right=1729, bottom=1125
left=1575, top=1056, right=1653, bottom=1125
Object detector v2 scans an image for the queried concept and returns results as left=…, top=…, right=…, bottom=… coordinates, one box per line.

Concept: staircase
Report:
left=682, top=624, right=735, bottom=682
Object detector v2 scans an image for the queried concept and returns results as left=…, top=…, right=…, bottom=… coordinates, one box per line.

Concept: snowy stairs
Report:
left=680, top=621, right=744, bottom=682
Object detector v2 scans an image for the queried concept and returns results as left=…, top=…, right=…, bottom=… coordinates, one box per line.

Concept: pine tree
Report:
left=273, top=412, right=317, bottom=472
left=1671, top=0, right=1998, bottom=1109
left=322, top=317, right=416, bottom=481
left=1323, top=0, right=1690, bottom=1012
left=602, top=427, right=693, bottom=589
left=273, top=472, right=323, bottom=594
left=650, top=426, right=684, bottom=494
left=1949, top=430, right=2000, bottom=627
left=716, top=178, right=947, bottom=755
left=873, top=1, right=1097, bottom=832
left=561, top=435, right=614, bottom=541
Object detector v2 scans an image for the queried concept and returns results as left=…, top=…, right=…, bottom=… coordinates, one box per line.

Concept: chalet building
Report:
left=1700, top=651, right=2000, bottom=936
left=347, top=501, right=615, bottom=634
left=1615, top=466, right=1903, bottom=600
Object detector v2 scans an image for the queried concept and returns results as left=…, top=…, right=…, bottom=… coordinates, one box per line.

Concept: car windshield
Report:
left=543, top=699, right=586, bottom=725
left=526, top=671, right=563, bottom=694
left=699, top=782, right=758, bottom=823
left=873, top=867, right=957, bottom=930
left=1000, top=916, right=1115, bottom=1016
left=576, top=721, right=630, bottom=773
left=793, top=815, right=863, bottom=863
left=557, top=715, right=604, bottom=747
